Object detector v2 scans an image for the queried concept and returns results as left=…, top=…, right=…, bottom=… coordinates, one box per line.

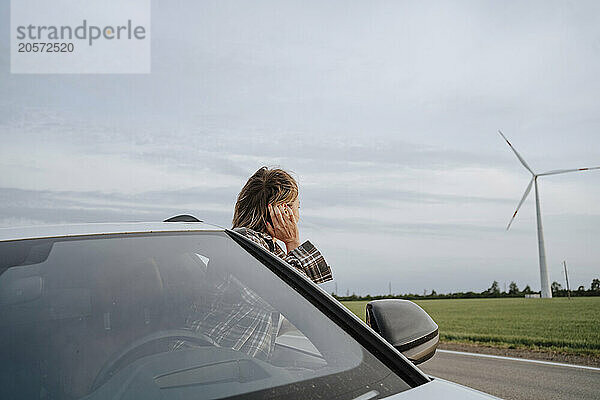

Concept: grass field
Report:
left=342, top=297, right=600, bottom=357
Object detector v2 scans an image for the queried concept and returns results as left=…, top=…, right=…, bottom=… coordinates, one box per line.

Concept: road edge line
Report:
left=436, top=349, right=600, bottom=371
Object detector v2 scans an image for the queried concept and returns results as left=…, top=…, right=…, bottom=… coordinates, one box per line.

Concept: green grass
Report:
left=342, top=297, right=600, bottom=357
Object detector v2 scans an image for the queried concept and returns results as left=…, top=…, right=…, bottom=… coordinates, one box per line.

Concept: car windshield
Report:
left=0, top=231, right=411, bottom=399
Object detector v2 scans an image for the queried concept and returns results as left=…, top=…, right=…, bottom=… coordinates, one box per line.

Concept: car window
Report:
left=0, top=232, right=411, bottom=399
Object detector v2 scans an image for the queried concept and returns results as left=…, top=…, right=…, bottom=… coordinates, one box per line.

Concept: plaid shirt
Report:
left=175, top=228, right=332, bottom=358
left=233, top=227, right=333, bottom=284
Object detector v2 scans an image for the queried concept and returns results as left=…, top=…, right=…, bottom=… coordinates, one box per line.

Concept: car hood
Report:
left=383, top=377, right=501, bottom=399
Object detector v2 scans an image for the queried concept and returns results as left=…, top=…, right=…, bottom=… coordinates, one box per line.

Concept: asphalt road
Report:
left=418, top=350, right=600, bottom=400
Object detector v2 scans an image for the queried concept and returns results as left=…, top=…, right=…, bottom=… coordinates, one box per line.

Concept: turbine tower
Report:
left=498, top=130, right=599, bottom=298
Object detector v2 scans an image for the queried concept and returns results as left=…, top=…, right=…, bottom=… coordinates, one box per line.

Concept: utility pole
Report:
left=388, top=282, right=392, bottom=296
left=334, top=282, right=338, bottom=296
left=563, top=260, right=571, bottom=300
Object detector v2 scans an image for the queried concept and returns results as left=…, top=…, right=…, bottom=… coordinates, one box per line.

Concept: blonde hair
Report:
left=232, top=167, right=298, bottom=233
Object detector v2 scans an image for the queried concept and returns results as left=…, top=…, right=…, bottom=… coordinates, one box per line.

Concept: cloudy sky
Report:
left=1, top=0, right=599, bottom=295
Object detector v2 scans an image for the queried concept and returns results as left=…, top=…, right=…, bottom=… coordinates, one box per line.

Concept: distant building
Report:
left=524, top=293, right=541, bottom=298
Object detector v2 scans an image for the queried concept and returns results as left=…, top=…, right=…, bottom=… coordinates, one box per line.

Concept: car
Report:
left=0, top=217, right=500, bottom=399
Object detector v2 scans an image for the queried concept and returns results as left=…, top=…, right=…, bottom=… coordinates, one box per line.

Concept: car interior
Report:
left=0, top=235, right=336, bottom=400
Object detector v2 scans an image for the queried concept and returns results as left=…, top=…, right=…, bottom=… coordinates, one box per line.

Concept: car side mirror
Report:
left=366, top=299, right=438, bottom=364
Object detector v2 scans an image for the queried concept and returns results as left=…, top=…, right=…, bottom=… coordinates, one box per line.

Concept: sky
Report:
left=1, top=0, right=599, bottom=295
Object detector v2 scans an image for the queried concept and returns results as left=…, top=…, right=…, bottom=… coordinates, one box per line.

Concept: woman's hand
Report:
left=266, top=203, right=300, bottom=253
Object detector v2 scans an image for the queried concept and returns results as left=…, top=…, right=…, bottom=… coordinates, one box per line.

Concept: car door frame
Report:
left=225, top=229, right=431, bottom=388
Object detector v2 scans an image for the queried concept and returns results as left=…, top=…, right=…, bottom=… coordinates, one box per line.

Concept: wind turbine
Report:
left=498, top=130, right=600, bottom=298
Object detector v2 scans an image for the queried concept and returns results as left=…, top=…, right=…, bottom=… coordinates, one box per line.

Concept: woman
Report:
left=232, top=166, right=332, bottom=284
left=178, top=167, right=332, bottom=359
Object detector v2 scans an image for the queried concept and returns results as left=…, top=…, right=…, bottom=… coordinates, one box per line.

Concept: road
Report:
left=418, top=349, right=600, bottom=400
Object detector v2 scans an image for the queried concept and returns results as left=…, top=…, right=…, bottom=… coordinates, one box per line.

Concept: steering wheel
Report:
left=91, top=329, right=216, bottom=391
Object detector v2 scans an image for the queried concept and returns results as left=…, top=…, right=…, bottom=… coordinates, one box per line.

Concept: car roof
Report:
left=0, top=221, right=225, bottom=242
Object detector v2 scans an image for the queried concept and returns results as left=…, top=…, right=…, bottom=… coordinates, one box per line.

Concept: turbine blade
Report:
left=538, top=166, right=600, bottom=176
left=498, top=130, right=535, bottom=175
left=507, top=177, right=534, bottom=230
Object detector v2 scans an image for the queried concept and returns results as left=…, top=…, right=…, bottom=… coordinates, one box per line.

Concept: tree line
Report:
left=332, top=278, right=600, bottom=301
